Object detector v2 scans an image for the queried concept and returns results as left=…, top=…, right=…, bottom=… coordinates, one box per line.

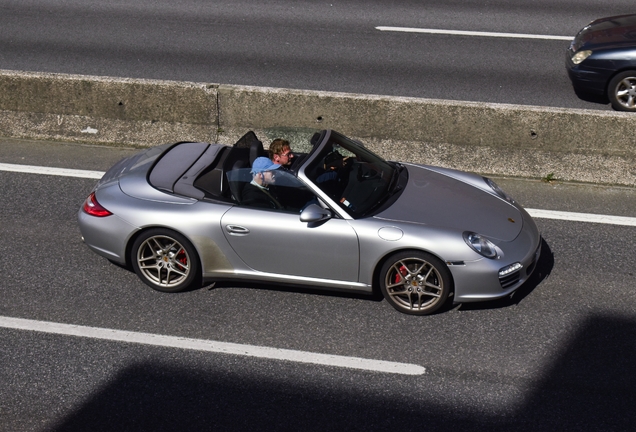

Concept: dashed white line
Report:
left=0, top=162, right=104, bottom=179
left=0, top=316, right=425, bottom=375
left=1, top=162, right=634, bottom=226
left=526, top=208, right=636, bottom=227
left=376, top=26, right=572, bottom=41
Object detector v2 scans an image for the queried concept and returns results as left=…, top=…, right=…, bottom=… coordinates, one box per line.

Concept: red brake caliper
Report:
left=176, top=248, right=188, bottom=268
left=394, top=265, right=408, bottom=284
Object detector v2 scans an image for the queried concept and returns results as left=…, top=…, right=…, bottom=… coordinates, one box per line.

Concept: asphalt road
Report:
left=1, top=0, right=634, bottom=110
left=1, top=138, right=636, bottom=431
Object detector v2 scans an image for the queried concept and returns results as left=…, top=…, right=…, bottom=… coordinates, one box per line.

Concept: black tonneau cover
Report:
left=149, top=142, right=223, bottom=199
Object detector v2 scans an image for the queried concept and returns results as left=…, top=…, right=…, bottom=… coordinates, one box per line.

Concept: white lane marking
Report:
left=0, top=163, right=104, bottom=179
left=376, top=26, right=572, bottom=41
left=0, top=316, right=425, bottom=375
left=1, top=163, right=634, bottom=226
left=527, top=208, right=636, bottom=227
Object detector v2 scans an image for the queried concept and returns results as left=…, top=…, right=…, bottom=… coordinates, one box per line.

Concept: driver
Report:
left=241, top=157, right=282, bottom=209
left=313, top=148, right=350, bottom=198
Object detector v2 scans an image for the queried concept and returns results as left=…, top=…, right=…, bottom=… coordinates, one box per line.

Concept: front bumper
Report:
left=565, top=50, right=613, bottom=95
left=449, top=208, right=542, bottom=302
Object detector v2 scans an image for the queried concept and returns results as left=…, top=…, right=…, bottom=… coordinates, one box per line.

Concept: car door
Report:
left=220, top=206, right=360, bottom=283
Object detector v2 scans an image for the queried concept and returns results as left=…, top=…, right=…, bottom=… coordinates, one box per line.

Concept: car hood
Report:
left=374, top=164, right=523, bottom=242
left=572, top=14, right=636, bottom=51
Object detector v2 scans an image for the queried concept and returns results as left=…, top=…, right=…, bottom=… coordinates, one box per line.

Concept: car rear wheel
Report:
left=379, top=251, right=452, bottom=315
left=131, top=229, right=200, bottom=293
left=608, top=71, right=636, bottom=112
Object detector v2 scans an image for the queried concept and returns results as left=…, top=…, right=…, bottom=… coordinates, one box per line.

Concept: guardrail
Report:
left=1, top=69, right=634, bottom=186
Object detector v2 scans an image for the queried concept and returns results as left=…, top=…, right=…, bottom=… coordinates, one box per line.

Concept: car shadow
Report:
left=204, top=279, right=383, bottom=303
left=453, top=237, right=554, bottom=313
left=571, top=87, right=610, bottom=106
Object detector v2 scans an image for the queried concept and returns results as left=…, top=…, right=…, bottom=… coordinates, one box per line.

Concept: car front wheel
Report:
left=379, top=251, right=452, bottom=315
left=131, top=229, right=200, bottom=293
left=608, top=71, right=636, bottom=112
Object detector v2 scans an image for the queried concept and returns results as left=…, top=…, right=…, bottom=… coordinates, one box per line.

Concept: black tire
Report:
left=130, top=228, right=201, bottom=293
left=379, top=251, right=452, bottom=315
left=608, top=70, right=636, bottom=112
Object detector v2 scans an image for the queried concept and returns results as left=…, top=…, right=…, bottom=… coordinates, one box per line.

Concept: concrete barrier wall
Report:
left=219, top=85, right=636, bottom=186
left=1, top=69, right=635, bottom=186
left=0, top=70, right=217, bottom=146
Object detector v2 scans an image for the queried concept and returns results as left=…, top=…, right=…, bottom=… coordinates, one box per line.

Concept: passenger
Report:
left=241, top=157, right=282, bottom=209
left=268, top=139, right=294, bottom=169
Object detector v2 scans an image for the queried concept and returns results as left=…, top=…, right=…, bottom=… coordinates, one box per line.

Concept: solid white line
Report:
left=527, top=208, right=636, bottom=227
left=1, top=162, right=634, bottom=226
left=376, top=26, right=572, bottom=41
left=0, top=316, right=426, bottom=375
left=0, top=163, right=104, bottom=179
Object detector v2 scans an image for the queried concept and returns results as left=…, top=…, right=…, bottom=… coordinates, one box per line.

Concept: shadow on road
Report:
left=49, top=311, right=636, bottom=431
left=571, top=86, right=610, bottom=107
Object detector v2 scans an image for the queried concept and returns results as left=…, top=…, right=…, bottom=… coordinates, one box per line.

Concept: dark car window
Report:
left=305, top=133, right=396, bottom=218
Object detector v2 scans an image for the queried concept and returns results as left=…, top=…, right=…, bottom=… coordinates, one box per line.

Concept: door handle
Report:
left=226, top=225, right=250, bottom=235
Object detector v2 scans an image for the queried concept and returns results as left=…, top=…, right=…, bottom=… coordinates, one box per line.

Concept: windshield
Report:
left=304, top=132, right=396, bottom=218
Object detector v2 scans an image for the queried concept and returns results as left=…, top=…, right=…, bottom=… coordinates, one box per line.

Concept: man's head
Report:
left=269, top=139, right=293, bottom=166
left=251, top=157, right=280, bottom=186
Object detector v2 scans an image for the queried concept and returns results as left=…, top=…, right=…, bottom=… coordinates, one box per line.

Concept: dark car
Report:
left=566, top=14, right=636, bottom=111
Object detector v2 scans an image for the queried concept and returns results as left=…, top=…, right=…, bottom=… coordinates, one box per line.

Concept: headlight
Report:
left=463, top=232, right=499, bottom=259
left=484, top=178, right=515, bottom=204
left=571, top=50, right=592, bottom=65
left=499, top=262, right=523, bottom=277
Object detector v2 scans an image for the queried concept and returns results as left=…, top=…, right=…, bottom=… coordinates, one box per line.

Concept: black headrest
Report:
left=249, top=140, right=266, bottom=166
left=234, top=131, right=260, bottom=148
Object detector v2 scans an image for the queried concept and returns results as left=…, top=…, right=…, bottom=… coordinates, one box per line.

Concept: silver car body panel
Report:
left=220, top=206, right=360, bottom=282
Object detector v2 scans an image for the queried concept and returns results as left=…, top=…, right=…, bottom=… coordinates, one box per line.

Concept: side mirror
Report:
left=300, top=204, right=332, bottom=223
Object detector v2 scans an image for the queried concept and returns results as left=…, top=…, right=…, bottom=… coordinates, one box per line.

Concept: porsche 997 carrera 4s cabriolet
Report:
left=78, top=130, right=541, bottom=315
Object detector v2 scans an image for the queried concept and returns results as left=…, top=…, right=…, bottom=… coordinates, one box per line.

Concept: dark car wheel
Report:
left=131, top=229, right=201, bottom=293
left=379, top=251, right=452, bottom=315
left=608, top=71, right=636, bottom=112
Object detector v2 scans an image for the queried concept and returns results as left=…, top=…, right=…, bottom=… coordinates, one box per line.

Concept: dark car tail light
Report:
left=83, top=192, right=112, bottom=217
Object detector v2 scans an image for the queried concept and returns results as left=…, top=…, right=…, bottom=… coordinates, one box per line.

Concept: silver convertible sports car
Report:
left=78, top=130, right=541, bottom=315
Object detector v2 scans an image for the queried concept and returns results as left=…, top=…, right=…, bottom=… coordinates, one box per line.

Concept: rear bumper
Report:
left=78, top=208, right=137, bottom=265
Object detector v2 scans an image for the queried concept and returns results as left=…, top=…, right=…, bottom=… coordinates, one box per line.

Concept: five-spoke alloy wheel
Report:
left=379, top=251, right=452, bottom=315
left=608, top=70, right=636, bottom=112
left=131, top=229, right=200, bottom=293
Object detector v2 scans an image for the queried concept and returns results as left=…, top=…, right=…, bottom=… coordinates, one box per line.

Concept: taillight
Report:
left=83, top=192, right=112, bottom=217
